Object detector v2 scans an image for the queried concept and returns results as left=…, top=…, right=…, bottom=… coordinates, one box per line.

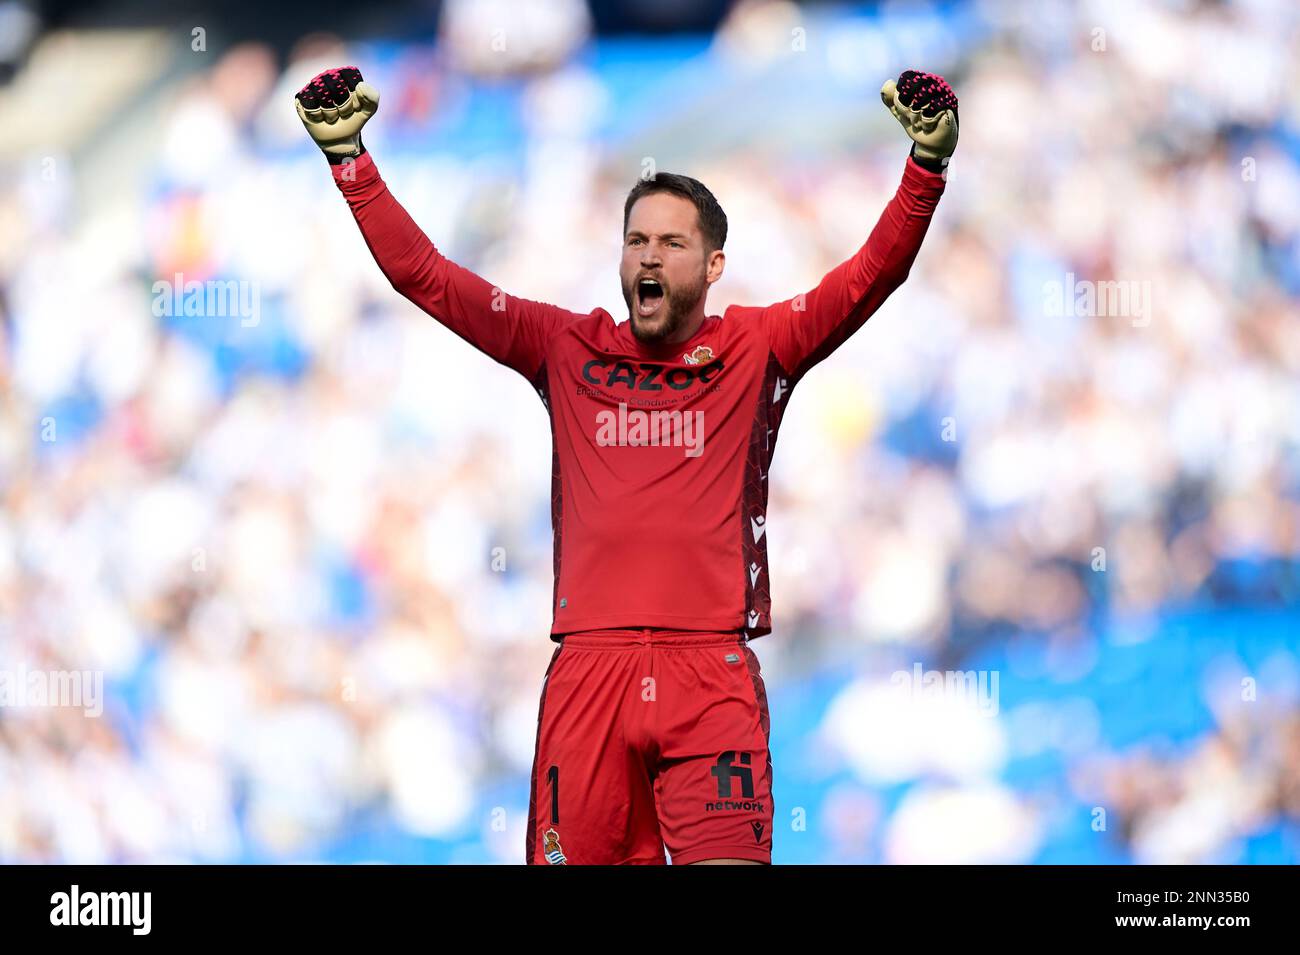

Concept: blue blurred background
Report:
left=0, top=0, right=1298, bottom=863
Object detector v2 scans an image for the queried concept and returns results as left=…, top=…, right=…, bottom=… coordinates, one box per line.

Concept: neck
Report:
left=663, top=307, right=706, bottom=344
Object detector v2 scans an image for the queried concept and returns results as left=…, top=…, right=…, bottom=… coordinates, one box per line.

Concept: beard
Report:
left=623, top=269, right=707, bottom=344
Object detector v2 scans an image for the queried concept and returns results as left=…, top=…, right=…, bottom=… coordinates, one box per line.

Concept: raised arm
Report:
left=296, top=66, right=576, bottom=381
left=760, top=70, right=957, bottom=380
left=760, top=157, right=946, bottom=378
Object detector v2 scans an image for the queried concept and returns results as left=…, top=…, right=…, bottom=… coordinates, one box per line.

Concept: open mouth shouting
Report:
left=636, top=276, right=665, bottom=317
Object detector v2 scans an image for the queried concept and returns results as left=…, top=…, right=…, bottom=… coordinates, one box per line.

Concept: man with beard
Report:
left=297, top=66, right=957, bottom=864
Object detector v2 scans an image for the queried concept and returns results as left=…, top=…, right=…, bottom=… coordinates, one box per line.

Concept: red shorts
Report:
left=526, top=628, right=773, bottom=865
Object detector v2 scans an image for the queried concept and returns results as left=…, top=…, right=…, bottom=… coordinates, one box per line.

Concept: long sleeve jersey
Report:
left=332, top=152, right=946, bottom=639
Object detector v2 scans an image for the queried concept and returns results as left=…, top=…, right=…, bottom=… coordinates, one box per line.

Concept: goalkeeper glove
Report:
left=880, top=70, right=958, bottom=171
left=295, top=66, right=380, bottom=164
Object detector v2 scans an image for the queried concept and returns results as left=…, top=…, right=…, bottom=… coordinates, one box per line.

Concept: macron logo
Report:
left=50, top=885, right=151, bottom=936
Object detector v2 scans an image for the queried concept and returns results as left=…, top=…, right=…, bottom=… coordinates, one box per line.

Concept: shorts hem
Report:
left=670, top=845, right=771, bottom=866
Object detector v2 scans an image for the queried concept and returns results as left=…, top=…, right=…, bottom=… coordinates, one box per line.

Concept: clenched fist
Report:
left=295, top=66, right=380, bottom=163
left=881, top=70, right=958, bottom=164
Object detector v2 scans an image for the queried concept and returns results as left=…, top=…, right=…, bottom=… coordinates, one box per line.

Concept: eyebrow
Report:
left=625, top=231, right=691, bottom=242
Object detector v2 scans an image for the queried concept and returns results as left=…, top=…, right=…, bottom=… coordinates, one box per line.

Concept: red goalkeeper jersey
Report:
left=333, top=153, right=946, bottom=639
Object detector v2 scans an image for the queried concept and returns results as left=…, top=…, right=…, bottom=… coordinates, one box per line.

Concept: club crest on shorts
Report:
left=543, top=828, right=567, bottom=865
left=683, top=345, right=714, bottom=365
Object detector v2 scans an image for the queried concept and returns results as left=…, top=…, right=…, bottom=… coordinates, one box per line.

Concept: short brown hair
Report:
left=623, top=172, right=727, bottom=253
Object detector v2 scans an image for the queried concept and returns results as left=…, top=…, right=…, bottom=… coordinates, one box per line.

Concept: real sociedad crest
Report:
left=543, top=828, right=567, bottom=865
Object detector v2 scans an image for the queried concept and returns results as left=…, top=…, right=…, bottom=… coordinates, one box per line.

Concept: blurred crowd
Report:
left=0, top=0, right=1297, bottom=863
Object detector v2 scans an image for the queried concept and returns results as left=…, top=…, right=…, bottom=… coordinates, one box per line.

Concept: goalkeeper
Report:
left=297, top=65, right=955, bottom=865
